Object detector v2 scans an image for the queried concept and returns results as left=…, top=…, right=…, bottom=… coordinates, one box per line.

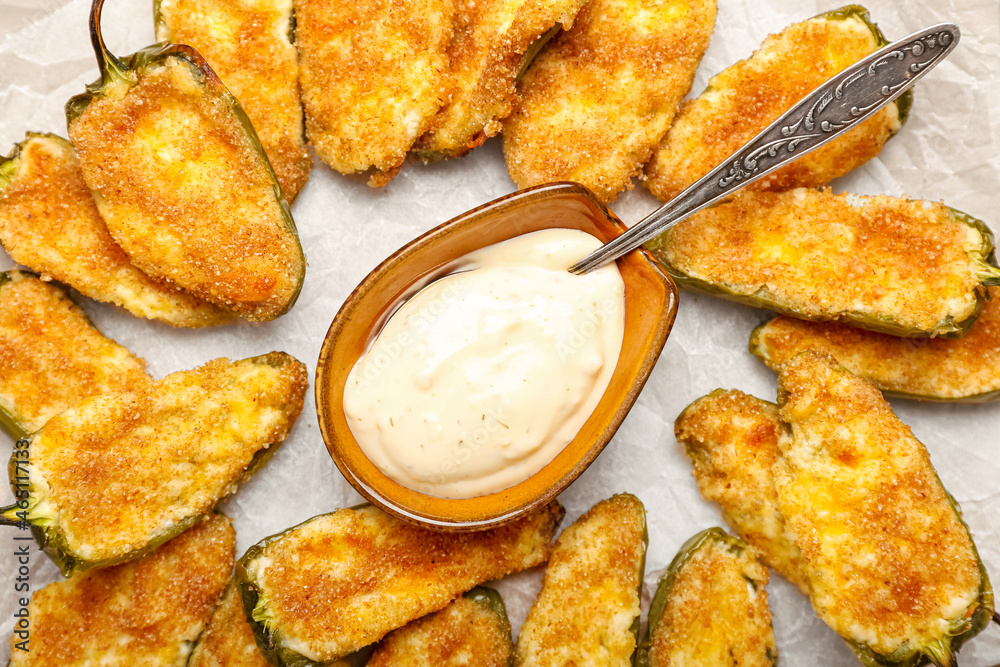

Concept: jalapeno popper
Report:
left=1, top=352, right=307, bottom=576
left=636, top=528, right=778, bottom=667
left=237, top=502, right=562, bottom=666
left=293, top=0, right=453, bottom=186
left=0, top=133, right=232, bottom=327
left=648, top=189, right=1000, bottom=337
left=66, top=0, right=304, bottom=322
left=645, top=5, right=906, bottom=202
left=750, top=288, right=1000, bottom=401
left=9, top=513, right=234, bottom=667
left=415, top=0, right=589, bottom=160
left=775, top=352, right=994, bottom=667
left=368, top=587, right=514, bottom=667
left=515, top=494, right=646, bottom=667
left=154, top=0, right=311, bottom=200
left=0, top=271, right=151, bottom=441
left=674, top=389, right=807, bottom=593
left=503, top=0, right=716, bottom=204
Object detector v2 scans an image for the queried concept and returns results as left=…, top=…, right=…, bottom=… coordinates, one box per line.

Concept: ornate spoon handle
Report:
left=570, top=22, right=960, bottom=275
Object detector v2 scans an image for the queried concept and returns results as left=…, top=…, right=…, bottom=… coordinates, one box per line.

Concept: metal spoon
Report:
left=570, top=22, right=959, bottom=275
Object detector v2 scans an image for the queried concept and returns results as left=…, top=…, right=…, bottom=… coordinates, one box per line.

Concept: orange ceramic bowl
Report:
left=315, top=182, right=678, bottom=530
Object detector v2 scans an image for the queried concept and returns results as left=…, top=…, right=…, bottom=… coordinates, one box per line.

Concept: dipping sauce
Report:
left=343, top=229, right=625, bottom=498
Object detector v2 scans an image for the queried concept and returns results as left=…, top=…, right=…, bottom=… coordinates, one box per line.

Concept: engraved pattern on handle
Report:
left=570, top=23, right=960, bottom=276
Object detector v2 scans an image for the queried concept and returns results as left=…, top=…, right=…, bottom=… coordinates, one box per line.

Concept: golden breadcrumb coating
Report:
left=645, top=10, right=900, bottom=201
left=416, top=0, right=589, bottom=159
left=368, top=589, right=513, bottom=667
left=68, top=55, right=304, bottom=321
left=27, top=353, right=307, bottom=567
left=188, top=583, right=273, bottom=667
left=155, top=0, right=311, bottom=200
left=647, top=533, right=776, bottom=667
left=751, top=288, right=1000, bottom=401
left=504, top=0, right=716, bottom=203
left=649, top=189, right=990, bottom=336
left=515, top=494, right=645, bottom=667
left=674, top=390, right=807, bottom=592
left=774, top=351, right=986, bottom=656
left=0, top=272, right=150, bottom=438
left=0, top=134, right=232, bottom=327
left=242, top=502, right=563, bottom=662
left=294, top=0, right=455, bottom=185
left=9, top=514, right=234, bottom=667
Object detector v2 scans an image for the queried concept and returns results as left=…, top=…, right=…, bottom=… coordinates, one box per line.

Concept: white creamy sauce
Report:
left=343, top=229, right=625, bottom=498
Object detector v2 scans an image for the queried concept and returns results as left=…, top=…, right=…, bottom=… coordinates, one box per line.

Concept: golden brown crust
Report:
left=155, top=0, right=311, bottom=200
left=0, top=272, right=150, bottom=435
left=503, top=0, right=716, bottom=203
left=417, top=0, right=589, bottom=158
left=674, top=390, right=807, bottom=592
left=774, top=351, right=984, bottom=655
left=294, top=0, right=454, bottom=184
left=249, top=501, right=563, bottom=661
left=189, top=582, right=271, bottom=667
left=68, top=56, right=304, bottom=321
left=514, top=494, right=645, bottom=667
left=649, top=539, right=776, bottom=667
left=752, top=289, right=1000, bottom=400
left=368, top=591, right=513, bottom=667
left=0, top=134, right=232, bottom=327
left=651, top=189, right=986, bottom=334
left=644, top=13, right=899, bottom=201
left=9, top=514, right=234, bottom=667
left=32, top=353, right=307, bottom=564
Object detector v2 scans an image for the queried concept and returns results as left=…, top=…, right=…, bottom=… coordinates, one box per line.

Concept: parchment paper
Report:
left=1, top=0, right=998, bottom=664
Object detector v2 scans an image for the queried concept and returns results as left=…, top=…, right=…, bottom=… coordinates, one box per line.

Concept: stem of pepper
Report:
left=88, top=0, right=130, bottom=87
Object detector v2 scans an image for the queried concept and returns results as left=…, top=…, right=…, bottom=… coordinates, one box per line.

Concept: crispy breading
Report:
left=416, top=0, right=589, bottom=159
left=644, top=8, right=901, bottom=201
left=68, top=54, right=305, bottom=321
left=0, top=272, right=150, bottom=439
left=239, top=502, right=563, bottom=664
left=503, top=0, right=716, bottom=203
left=9, top=514, right=234, bottom=667
left=515, top=494, right=645, bottom=667
left=368, top=588, right=513, bottom=667
left=188, top=582, right=273, bottom=667
left=751, top=288, right=1000, bottom=401
left=155, top=0, right=311, bottom=200
left=644, top=530, right=777, bottom=667
left=648, top=189, right=996, bottom=337
left=774, top=351, right=988, bottom=658
left=674, top=390, right=807, bottom=593
left=22, top=353, right=307, bottom=573
left=294, top=0, right=454, bottom=185
left=0, top=134, right=232, bottom=327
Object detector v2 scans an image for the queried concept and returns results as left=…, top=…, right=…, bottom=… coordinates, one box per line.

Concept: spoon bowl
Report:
left=315, top=182, right=677, bottom=530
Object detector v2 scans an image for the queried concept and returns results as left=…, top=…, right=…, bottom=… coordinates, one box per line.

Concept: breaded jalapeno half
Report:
left=515, top=494, right=647, bottom=667
left=645, top=5, right=908, bottom=202
left=503, top=0, right=717, bottom=204
left=674, top=390, right=807, bottom=593
left=154, top=0, right=311, bottom=200
left=9, top=514, right=234, bottom=667
left=774, top=351, right=994, bottom=667
left=368, top=587, right=514, bottom=667
left=67, top=0, right=305, bottom=322
left=1, top=353, right=307, bottom=576
left=647, top=189, right=1000, bottom=337
left=750, top=288, right=1000, bottom=402
left=415, top=0, right=590, bottom=161
left=636, top=528, right=778, bottom=667
left=0, top=271, right=151, bottom=440
left=237, top=502, right=563, bottom=666
left=293, top=0, right=455, bottom=186
left=0, top=134, right=233, bottom=327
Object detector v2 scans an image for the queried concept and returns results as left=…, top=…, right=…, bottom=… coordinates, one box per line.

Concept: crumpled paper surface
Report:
left=1, top=0, right=998, bottom=664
